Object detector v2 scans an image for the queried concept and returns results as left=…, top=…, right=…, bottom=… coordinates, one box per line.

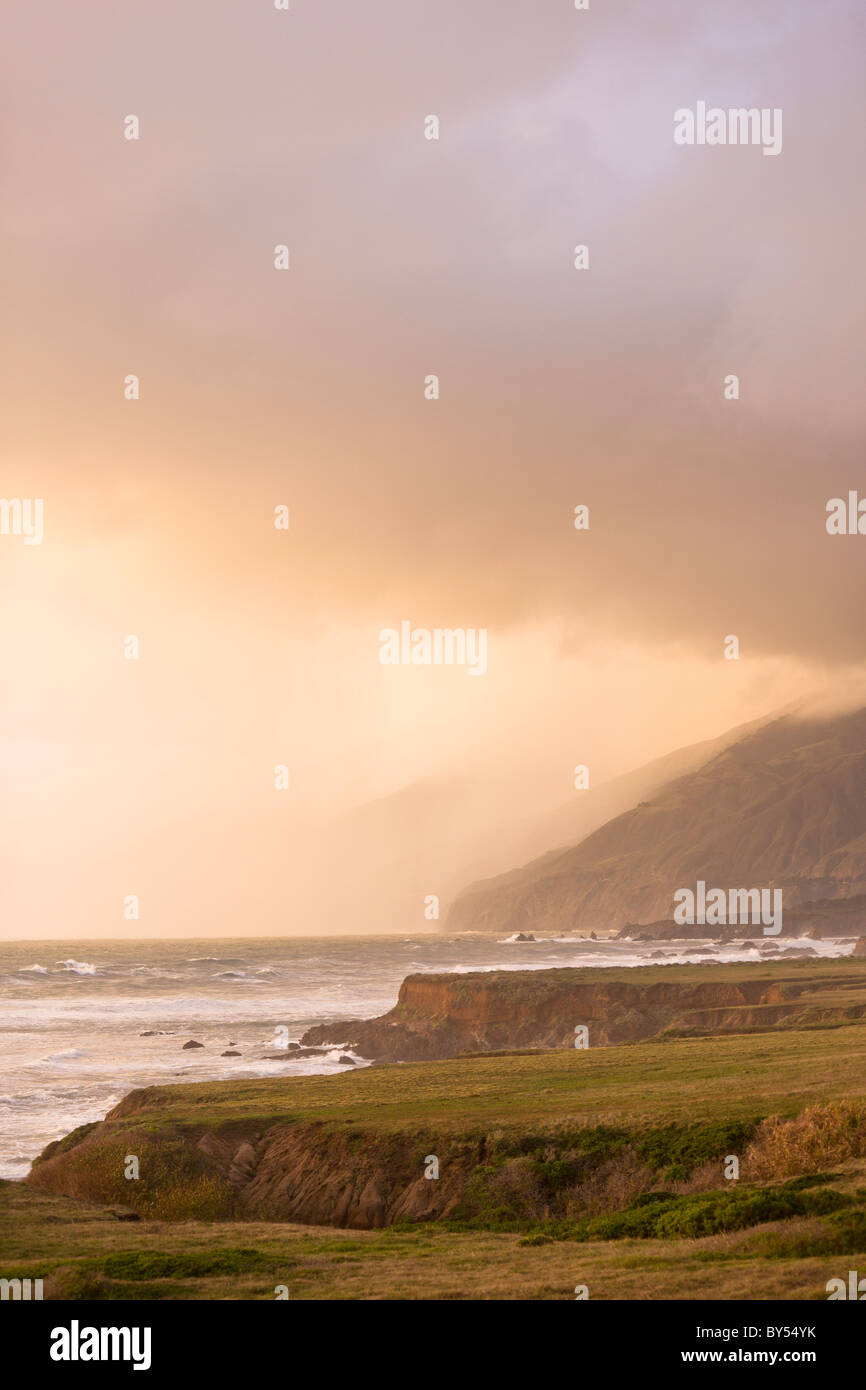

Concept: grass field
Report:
left=9, top=959, right=866, bottom=1300
left=69, top=1018, right=866, bottom=1134
left=3, top=1177, right=866, bottom=1300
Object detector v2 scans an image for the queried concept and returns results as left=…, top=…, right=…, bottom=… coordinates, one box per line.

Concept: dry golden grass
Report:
left=746, top=1102, right=866, bottom=1181
left=3, top=1181, right=864, bottom=1301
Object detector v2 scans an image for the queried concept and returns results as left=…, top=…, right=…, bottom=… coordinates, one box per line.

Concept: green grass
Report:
left=4, top=1179, right=866, bottom=1301
left=11, top=959, right=866, bottom=1298
left=515, top=1180, right=853, bottom=1243
left=59, top=1019, right=866, bottom=1139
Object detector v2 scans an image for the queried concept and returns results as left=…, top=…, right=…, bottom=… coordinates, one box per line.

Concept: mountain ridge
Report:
left=446, top=704, right=866, bottom=936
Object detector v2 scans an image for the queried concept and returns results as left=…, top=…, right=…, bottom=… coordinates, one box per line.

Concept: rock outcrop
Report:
left=300, top=963, right=866, bottom=1060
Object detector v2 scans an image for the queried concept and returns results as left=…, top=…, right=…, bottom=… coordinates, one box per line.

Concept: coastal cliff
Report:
left=24, top=976, right=866, bottom=1233
left=300, top=959, right=866, bottom=1060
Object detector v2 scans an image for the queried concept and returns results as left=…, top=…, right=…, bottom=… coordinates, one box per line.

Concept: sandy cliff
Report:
left=300, top=962, right=866, bottom=1059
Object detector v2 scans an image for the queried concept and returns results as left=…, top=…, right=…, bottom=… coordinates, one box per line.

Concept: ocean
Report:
left=0, top=931, right=849, bottom=1180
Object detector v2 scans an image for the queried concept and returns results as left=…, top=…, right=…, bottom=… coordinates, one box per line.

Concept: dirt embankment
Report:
left=29, top=1087, right=866, bottom=1232
left=24, top=1092, right=760, bottom=1231
left=299, top=968, right=864, bottom=1060
left=26, top=1108, right=482, bottom=1228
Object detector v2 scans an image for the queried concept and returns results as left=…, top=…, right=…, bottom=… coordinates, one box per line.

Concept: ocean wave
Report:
left=19, top=963, right=49, bottom=974
left=188, top=957, right=247, bottom=966
left=55, top=959, right=97, bottom=976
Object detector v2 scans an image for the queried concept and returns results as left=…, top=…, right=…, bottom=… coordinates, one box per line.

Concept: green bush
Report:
left=635, top=1119, right=761, bottom=1176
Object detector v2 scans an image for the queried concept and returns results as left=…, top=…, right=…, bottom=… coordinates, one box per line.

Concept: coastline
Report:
left=7, top=950, right=866, bottom=1299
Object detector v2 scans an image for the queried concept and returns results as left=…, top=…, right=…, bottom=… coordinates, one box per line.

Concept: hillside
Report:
left=298, top=713, right=774, bottom=932
left=447, top=705, right=866, bottom=936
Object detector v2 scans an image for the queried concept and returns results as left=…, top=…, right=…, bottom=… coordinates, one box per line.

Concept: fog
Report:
left=2, top=0, right=863, bottom=936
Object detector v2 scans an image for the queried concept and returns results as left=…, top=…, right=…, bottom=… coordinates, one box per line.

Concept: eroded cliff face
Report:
left=26, top=1090, right=763, bottom=1231
left=27, top=1111, right=488, bottom=1228
left=299, top=967, right=865, bottom=1060
left=195, top=1123, right=476, bottom=1226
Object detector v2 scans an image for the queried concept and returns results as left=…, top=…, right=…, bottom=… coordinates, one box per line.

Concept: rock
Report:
left=589, top=932, right=598, bottom=940
left=261, top=1047, right=328, bottom=1059
left=182, top=1040, right=204, bottom=1050
left=109, top=1209, right=141, bottom=1222
left=221, top=1050, right=241, bottom=1057
left=514, top=932, right=536, bottom=942
left=851, top=936, right=866, bottom=957
left=356, top=1177, right=387, bottom=1226
left=227, top=1141, right=258, bottom=1187
left=337, top=1055, right=355, bottom=1065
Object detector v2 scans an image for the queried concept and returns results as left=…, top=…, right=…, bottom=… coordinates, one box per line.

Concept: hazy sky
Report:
left=2, top=0, right=864, bottom=937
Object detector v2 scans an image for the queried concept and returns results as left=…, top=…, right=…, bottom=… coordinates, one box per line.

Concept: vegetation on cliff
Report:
left=25, top=1004, right=866, bottom=1230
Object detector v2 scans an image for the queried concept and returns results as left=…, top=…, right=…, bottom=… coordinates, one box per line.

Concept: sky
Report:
left=2, top=0, right=864, bottom=938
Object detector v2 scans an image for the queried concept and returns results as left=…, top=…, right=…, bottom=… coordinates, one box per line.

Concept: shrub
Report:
left=745, top=1103, right=866, bottom=1180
